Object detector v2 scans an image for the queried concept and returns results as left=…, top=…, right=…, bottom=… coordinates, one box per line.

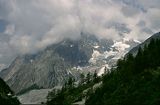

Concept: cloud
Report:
left=145, top=8, right=160, bottom=31
left=0, top=0, right=160, bottom=66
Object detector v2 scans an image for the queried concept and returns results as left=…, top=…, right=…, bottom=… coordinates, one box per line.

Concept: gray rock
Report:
left=0, top=34, right=139, bottom=94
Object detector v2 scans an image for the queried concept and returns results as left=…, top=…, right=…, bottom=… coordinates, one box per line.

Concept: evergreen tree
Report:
left=67, top=77, right=75, bottom=89
left=80, top=73, right=85, bottom=85
left=93, top=71, right=99, bottom=83
left=86, top=72, right=91, bottom=84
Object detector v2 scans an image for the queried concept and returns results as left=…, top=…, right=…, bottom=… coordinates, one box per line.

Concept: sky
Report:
left=0, top=0, right=160, bottom=68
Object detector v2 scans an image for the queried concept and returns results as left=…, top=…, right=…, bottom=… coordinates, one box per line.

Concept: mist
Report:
left=0, top=0, right=160, bottom=67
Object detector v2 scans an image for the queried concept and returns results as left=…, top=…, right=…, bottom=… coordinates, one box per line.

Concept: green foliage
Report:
left=80, top=73, right=85, bottom=85
left=86, top=39, right=160, bottom=105
left=67, top=77, right=75, bottom=89
left=47, top=72, right=102, bottom=105
left=93, top=71, right=100, bottom=83
left=47, top=77, right=85, bottom=105
left=86, top=72, right=91, bottom=84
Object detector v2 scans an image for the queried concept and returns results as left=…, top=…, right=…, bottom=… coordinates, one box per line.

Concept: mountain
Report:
left=0, top=33, right=139, bottom=103
left=128, top=32, right=160, bottom=56
left=85, top=32, right=160, bottom=105
left=0, top=77, right=20, bottom=105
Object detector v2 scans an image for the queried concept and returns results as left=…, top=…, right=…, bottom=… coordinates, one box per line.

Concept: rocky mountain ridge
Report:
left=0, top=34, right=139, bottom=96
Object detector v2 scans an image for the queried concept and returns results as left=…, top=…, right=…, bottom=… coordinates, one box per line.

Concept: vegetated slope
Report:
left=0, top=77, right=20, bottom=105
left=86, top=33, right=160, bottom=105
left=46, top=72, right=102, bottom=105
left=128, top=32, right=160, bottom=56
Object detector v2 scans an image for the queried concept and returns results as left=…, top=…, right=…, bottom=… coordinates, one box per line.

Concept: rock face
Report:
left=18, top=88, right=53, bottom=104
left=0, top=34, right=139, bottom=94
left=0, top=50, right=71, bottom=94
left=0, top=34, right=107, bottom=94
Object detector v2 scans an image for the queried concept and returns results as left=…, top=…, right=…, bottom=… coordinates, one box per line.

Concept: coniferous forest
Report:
left=47, top=38, right=160, bottom=105
left=86, top=39, right=160, bottom=105
left=47, top=72, right=101, bottom=105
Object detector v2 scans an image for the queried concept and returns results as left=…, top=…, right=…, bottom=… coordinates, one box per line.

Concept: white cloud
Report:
left=145, top=8, right=160, bottom=31
left=0, top=0, right=159, bottom=66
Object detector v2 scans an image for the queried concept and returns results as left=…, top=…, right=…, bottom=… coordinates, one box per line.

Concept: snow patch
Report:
left=73, top=98, right=85, bottom=105
left=98, top=64, right=110, bottom=76
left=104, top=49, right=117, bottom=59
left=70, top=44, right=74, bottom=47
left=30, top=59, right=33, bottom=63
left=89, top=50, right=101, bottom=64
left=98, top=66, right=105, bottom=76
left=68, top=70, right=73, bottom=75
left=123, top=37, right=130, bottom=42
left=77, top=66, right=83, bottom=71
left=89, top=39, right=132, bottom=69
left=133, top=39, right=141, bottom=43
left=112, top=41, right=130, bottom=52
left=72, top=66, right=83, bottom=71
left=93, top=45, right=100, bottom=49
left=7, top=92, right=12, bottom=96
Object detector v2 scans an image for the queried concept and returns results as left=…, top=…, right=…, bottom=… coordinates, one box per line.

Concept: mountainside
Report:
left=0, top=34, right=139, bottom=96
left=86, top=32, right=160, bottom=105
left=128, top=32, right=160, bottom=56
left=18, top=88, right=53, bottom=104
left=0, top=77, right=20, bottom=105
